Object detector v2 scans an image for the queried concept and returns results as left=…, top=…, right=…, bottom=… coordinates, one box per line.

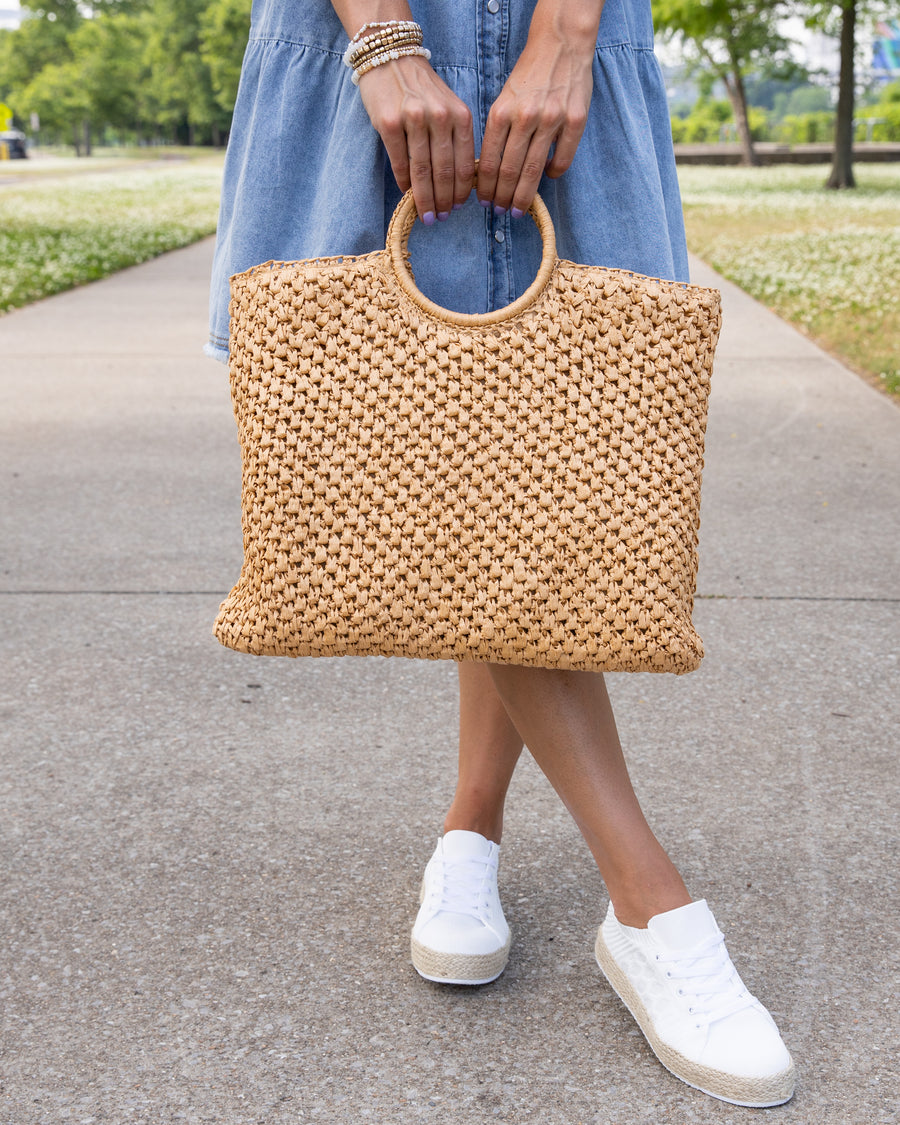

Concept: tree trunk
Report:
left=827, top=0, right=856, bottom=189
left=724, top=62, right=759, bottom=167
left=82, top=118, right=92, bottom=157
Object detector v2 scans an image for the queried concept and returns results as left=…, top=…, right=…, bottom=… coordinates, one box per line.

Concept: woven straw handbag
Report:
left=214, top=189, right=721, bottom=673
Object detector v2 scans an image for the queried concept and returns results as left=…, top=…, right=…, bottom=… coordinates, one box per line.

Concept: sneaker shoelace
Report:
left=656, top=930, right=759, bottom=1025
left=431, top=855, right=497, bottom=921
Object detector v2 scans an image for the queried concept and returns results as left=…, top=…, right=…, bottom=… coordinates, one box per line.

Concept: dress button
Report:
left=494, top=228, right=505, bottom=244
left=487, top=0, right=500, bottom=13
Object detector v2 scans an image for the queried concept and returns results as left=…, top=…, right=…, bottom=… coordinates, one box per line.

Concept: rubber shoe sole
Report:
left=595, top=929, right=795, bottom=1107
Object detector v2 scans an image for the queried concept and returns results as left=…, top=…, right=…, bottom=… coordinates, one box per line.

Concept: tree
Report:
left=0, top=3, right=77, bottom=98
left=139, top=0, right=231, bottom=145
left=801, top=2, right=895, bottom=189
left=1, top=0, right=244, bottom=149
left=200, top=0, right=250, bottom=116
left=654, top=0, right=795, bottom=165
left=16, top=58, right=93, bottom=152
left=828, top=1, right=857, bottom=188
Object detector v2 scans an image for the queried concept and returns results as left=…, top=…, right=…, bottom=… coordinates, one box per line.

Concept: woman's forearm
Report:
left=527, top=0, right=606, bottom=53
left=328, top=0, right=415, bottom=40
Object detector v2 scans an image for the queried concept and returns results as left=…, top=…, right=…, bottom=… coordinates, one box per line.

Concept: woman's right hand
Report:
left=358, top=55, right=475, bottom=224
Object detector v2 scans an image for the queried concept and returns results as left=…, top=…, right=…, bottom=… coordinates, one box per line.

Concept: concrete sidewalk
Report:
left=1, top=241, right=897, bottom=1125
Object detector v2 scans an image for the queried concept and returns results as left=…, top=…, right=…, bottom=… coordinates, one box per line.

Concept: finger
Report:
left=452, top=113, right=477, bottom=208
left=406, top=127, right=437, bottom=224
left=489, top=119, right=550, bottom=213
left=429, top=118, right=457, bottom=219
left=381, top=130, right=412, bottom=194
left=508, top=134, right=554, bottom=215
left=476, top=114, right=510, bottom=209
left=544, top=113, right=588, bottom=180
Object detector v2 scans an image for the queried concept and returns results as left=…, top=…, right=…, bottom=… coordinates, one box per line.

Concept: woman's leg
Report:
left=486, top=664, right=690, bottom=928
left=442, top=663, right=524, bottom=844
left=426, top=663, right=794, bottom=1106
left=410, top=664, right=522, bottom=984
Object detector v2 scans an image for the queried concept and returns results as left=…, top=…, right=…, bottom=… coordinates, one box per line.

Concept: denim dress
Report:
left=206, top=0, right=688, bottom=361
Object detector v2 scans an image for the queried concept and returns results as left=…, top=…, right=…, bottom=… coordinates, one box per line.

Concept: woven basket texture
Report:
left=215, top=199, right=720, bottom=672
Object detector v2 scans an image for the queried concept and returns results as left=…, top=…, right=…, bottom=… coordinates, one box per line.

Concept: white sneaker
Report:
left=411, top=830, right=511, bottom=985
left=595, top=900, right=795, bottom=1107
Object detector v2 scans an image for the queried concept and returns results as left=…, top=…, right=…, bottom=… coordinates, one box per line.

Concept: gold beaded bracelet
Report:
left=347, top=27, right=423, bottom=72
left=352, top=44, right=431, bottom=86
left=343, top=19, right=430, bottom=86
left=342, top=20, right=421, bottom=67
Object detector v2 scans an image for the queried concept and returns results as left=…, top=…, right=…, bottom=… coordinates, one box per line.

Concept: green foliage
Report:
left=855, top=103, right=900, bottom=141
left=852, top=76, right=900, bottom=142
left=774, top=111, right=835, bottom=143
left=0, top=7, right=74, bottom=94
left=780, top=85, right=833, bottom=116
left=201, top=0, right=251, bottom=113
left=2, top=0, right=250, bottom=149
left=653, top=1, right=794, bottom=162
left=745, top=71, right=814, bottom=112
left=653, top=1, right=793, bottom=74
left=670, top=99, right=734, bottom=143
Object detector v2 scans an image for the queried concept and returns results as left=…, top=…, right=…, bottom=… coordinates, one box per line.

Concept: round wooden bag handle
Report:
left=387, top=177, right=558, bottom=327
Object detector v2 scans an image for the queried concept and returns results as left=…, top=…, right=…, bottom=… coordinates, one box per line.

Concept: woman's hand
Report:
left=358, top=55, right=475, bottom=224
left=478, top=1, right=603, bottom=215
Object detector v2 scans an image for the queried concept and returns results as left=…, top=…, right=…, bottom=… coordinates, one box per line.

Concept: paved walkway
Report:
left=1, top=240, right=897, bottom=1125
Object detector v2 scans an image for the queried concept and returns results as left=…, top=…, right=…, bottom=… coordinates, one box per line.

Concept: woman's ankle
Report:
left=442, top=805, right=503, bottom=845
left=608, top=885, right=693, bottom=929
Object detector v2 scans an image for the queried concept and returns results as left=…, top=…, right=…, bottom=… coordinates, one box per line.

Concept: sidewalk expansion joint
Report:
left=695, top=594, right=898, bottom=603
left=0, top=589, right=227, bottom=596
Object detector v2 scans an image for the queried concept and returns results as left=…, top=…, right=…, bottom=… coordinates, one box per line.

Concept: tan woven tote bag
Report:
left=214, top=190, right=721, bottom=673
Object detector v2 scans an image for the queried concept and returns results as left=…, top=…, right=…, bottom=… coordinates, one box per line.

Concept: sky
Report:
left=0, top=1, right=21, bottom=32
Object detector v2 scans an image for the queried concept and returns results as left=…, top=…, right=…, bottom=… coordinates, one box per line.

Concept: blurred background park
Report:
left=1, top=1, right=898, bottom=396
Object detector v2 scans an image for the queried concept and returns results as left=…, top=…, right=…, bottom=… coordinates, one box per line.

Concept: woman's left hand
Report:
left=477, top=1, right=603, bottom=214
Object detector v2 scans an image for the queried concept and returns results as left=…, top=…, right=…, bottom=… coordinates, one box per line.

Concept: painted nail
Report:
left=422, top=211, right=436, bottom=226
left=479, top=198, right=491, bottom=208
left=510, top=207, right=526, bottom=219
left=437, top=211, right=450, bottom=222
left=493, top=205, right=507, bottom=217
left=453, top=203, right=463, bottom=211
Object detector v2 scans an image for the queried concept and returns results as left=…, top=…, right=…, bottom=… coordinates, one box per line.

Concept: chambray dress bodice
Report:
left=207, top=0, right=688, bottom=360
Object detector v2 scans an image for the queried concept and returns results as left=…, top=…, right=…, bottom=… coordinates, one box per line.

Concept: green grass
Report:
left=678, top=164, right=900, bottom=398
left=0, top=154, right=224, bottom=312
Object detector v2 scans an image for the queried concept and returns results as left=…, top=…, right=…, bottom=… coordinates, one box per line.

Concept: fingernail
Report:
left=479, top=198, right=491, bottom=208
left=437, top=211, right=450, bottom=222
left=493, top=205, right=507, bottom=217
left=510, top=207, right=526, bottom=219
left=422, top=211, right=436, bottom=226
left=453, top=203, right=463, bottom=211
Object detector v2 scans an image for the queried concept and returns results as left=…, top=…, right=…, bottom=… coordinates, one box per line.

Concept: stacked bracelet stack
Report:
left=343, top=19, right=431, bottom=86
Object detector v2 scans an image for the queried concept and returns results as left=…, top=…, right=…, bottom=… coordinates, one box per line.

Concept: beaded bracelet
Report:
left=347, top=27, right=423, bottom=72
left=343, top=19, right=430, bottom=85
left=352, top=44, right=432, bottom=85
left=342, top=20, right=421, bottom=67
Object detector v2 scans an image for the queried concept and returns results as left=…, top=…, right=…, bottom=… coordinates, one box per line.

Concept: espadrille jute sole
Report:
left=411, top=933, right=511, bottom=985
left=594, top=930, right=795, bottom=1107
